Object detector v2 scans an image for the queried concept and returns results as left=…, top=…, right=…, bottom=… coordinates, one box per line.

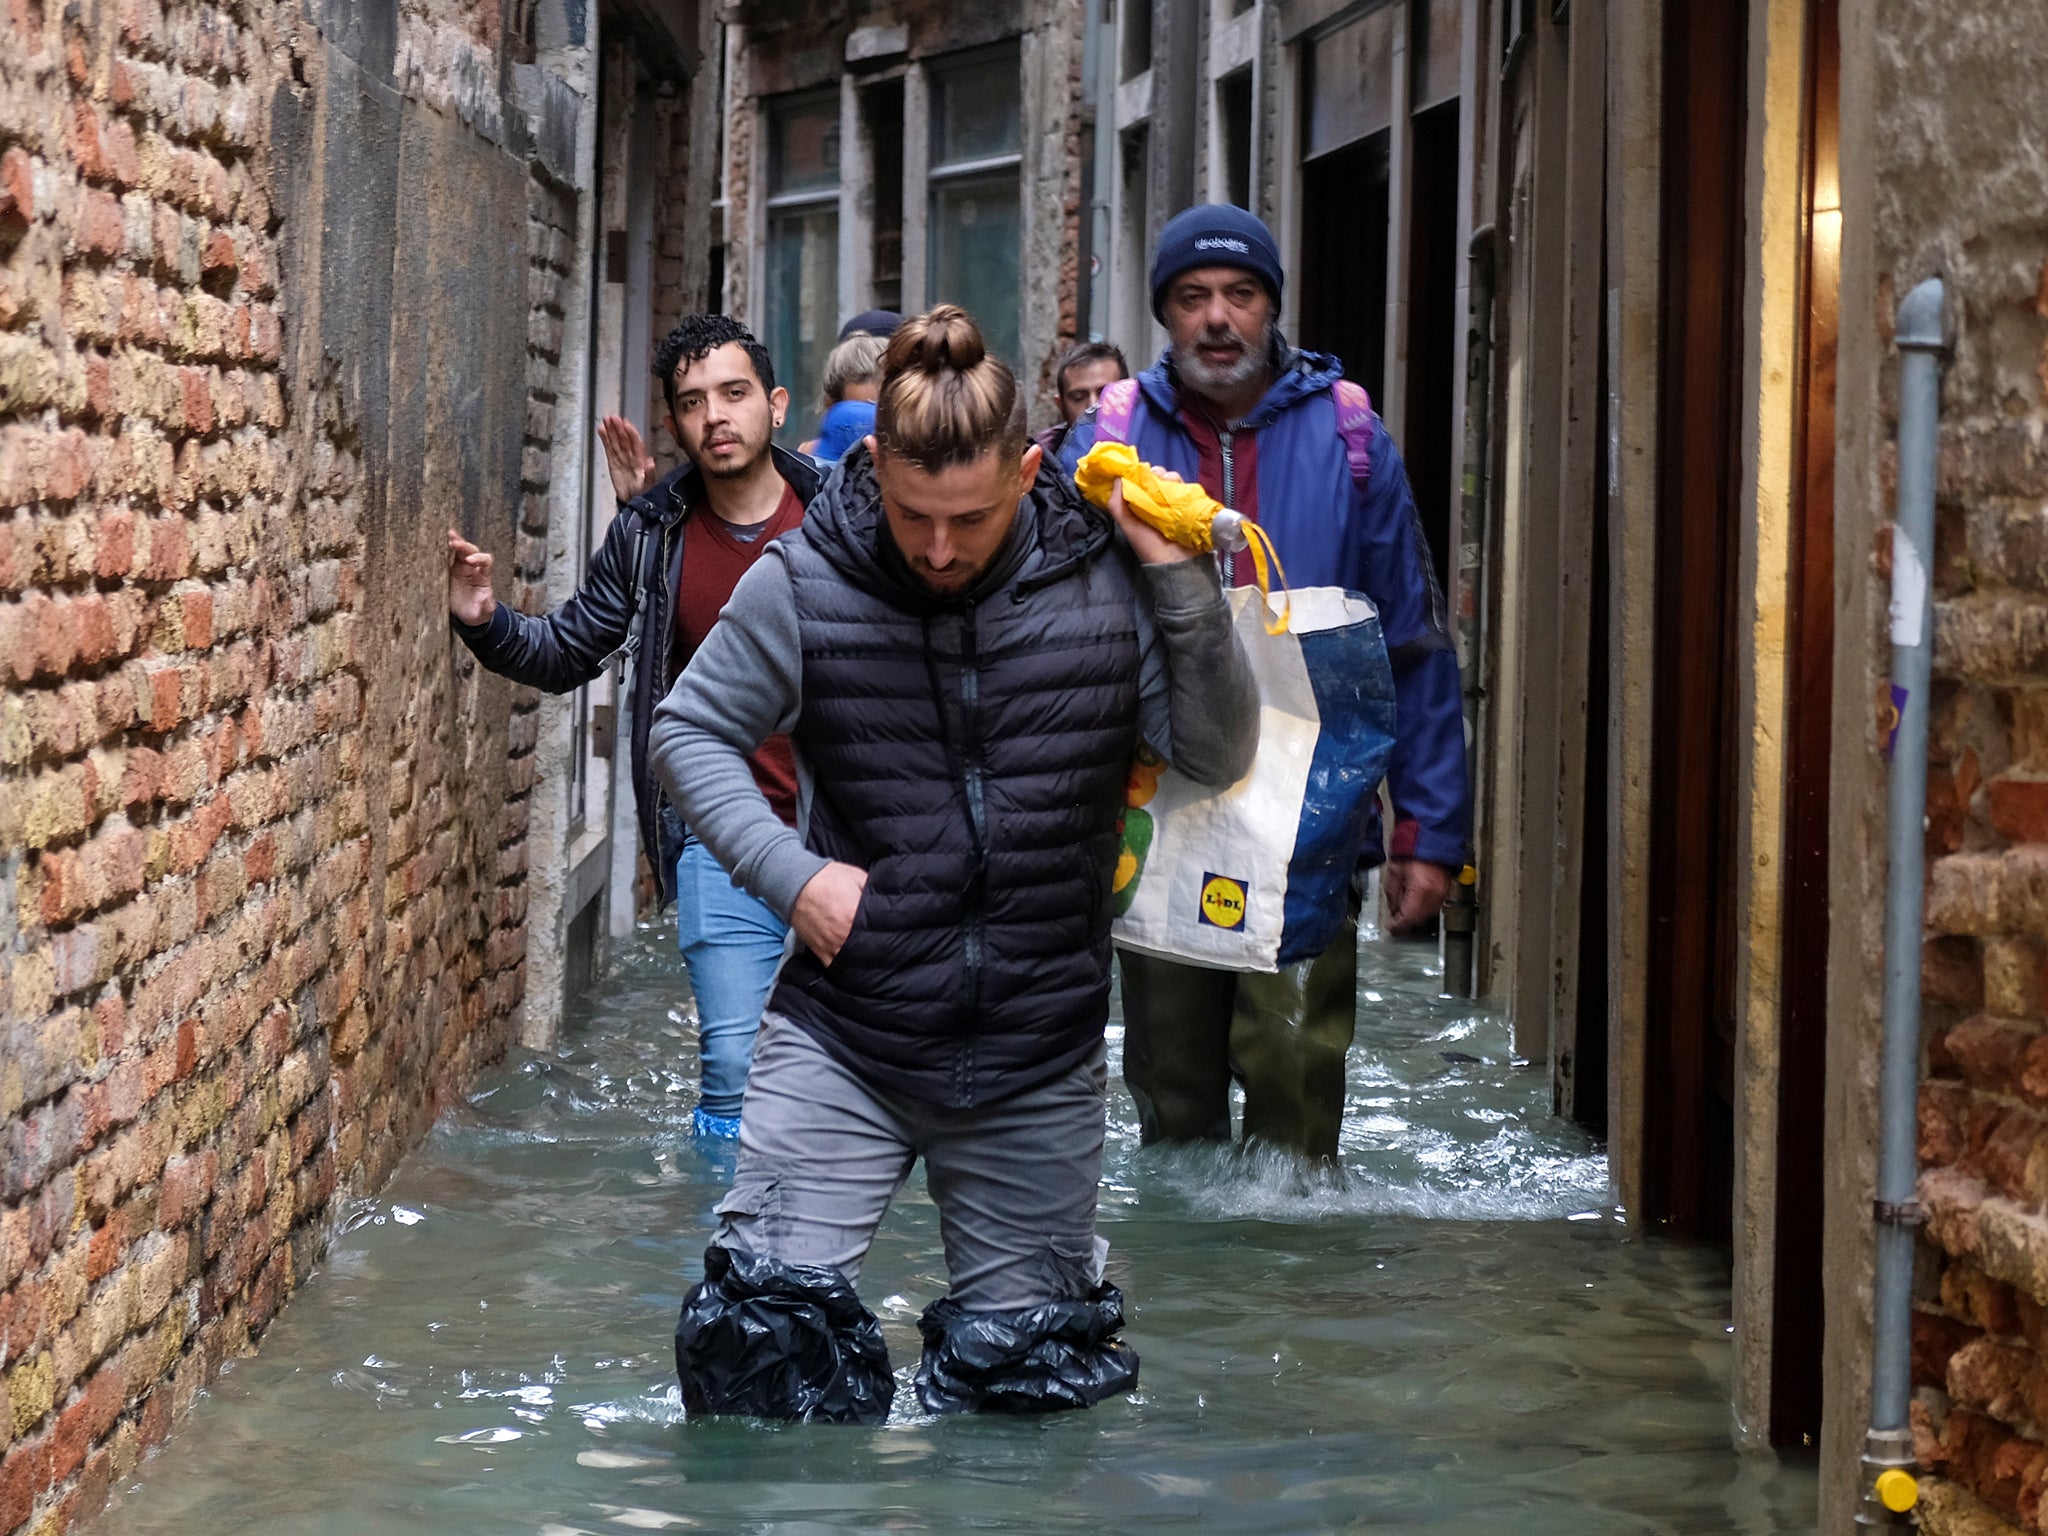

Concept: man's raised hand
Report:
left=792, top=861, right=869, bottom=967
left=447, top=529, right=497, bottom=627
left=599, top=415, right=657, bottom=504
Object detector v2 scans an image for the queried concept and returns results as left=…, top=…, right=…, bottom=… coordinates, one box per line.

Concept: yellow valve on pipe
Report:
left=1873, top=1469, right=1918, bottom=1514
left=1073, top=441, right=1291, bottom=634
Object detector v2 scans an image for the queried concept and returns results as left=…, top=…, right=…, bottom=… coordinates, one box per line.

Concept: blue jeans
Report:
left=674, top=838, right=788, bottom=1119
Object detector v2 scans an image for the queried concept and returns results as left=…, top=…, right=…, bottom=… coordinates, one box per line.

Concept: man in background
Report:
left=447, top=316, right=818, bottom=1139
left=1034, top=340, right=1128, bottom=462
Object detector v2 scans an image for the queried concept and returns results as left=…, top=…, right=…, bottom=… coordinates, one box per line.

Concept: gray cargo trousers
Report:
left=676, top=1012, right=1139, bottom=1420
left=715, top=1013, right=1110, bottom=1307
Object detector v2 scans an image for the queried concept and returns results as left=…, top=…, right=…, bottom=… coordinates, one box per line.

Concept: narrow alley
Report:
left=90, top=924, right=1813, bottom=1534
left=5, top=0, right=2048, bottom=1532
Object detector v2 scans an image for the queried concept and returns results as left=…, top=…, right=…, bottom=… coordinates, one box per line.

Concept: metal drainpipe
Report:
left=1441, top=223, right=1498, bottom=999
left=1858, top=275, right=1947, bottom=1530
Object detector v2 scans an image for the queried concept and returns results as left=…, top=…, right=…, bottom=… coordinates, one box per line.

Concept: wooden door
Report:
left=1641, top=0, right=1748, bottom=1240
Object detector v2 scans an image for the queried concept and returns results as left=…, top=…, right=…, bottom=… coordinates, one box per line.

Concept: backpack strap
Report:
left=1094, top=377, right=1140, bottom=445
left=1332, top=378, right=1374, bottom=486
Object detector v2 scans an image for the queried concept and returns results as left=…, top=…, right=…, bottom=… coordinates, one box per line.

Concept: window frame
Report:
left=923, top=43, right=1026, bottom=363
left=762, top=86, right=844, bottom=445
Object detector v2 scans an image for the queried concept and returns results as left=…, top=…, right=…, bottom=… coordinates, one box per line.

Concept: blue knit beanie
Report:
left=1150, top=204, right=1284, bottom=320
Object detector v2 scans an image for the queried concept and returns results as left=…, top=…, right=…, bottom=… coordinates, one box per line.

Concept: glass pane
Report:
left=1218, top=67, right=1253, bottom=208
left=931, top=53, right=1020, bottom=167
left=769, top=90, right=839, bottom=196
left=928, top=172, right=1021, bottom=369
left=766, top=204, right=839, bottom=446
left=862, top=79, right=905, bottom=310
left=1120, top=0, right=1152, bottom=83
left=1305, top=3, right=1394, bottom=159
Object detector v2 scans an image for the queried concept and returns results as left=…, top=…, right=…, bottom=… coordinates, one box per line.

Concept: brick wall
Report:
left=0, top=0, right=585, bottom=1528
left=1881, top=8, right=2048, bottom=1531
left=1029, top=0, right=1087, bottom=412
left=650, top=81, right=714, bottom=474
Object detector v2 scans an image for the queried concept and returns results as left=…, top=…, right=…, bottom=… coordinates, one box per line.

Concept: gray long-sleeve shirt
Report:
left=649, top=547, right=1257, bottom=922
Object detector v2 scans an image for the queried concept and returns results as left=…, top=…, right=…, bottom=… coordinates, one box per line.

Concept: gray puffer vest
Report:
left=771, top=446, right=1143, bottom=1107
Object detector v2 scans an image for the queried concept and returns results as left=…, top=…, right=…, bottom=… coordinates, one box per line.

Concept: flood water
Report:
left=96, top=920, right=1817, bottom=1534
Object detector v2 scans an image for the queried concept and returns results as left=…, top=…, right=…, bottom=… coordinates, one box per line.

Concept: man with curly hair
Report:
left=446, top=315, right=820, bottom=1138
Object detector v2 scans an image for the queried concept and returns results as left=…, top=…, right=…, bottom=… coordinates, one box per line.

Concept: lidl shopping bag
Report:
left=1111, top=586, right=1397, bottom=972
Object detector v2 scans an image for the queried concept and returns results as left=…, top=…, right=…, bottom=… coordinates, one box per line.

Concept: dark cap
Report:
left=1150, top=204, right=1284, bottom=320
left=838, top=309, right=903, bottom=341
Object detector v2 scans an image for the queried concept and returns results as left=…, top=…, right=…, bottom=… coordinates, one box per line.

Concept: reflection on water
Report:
left=95, top=922, right=1816, bottom=1534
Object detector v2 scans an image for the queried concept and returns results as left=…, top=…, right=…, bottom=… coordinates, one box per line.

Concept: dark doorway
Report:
left=862, top=79, right=905, bottom=313
left=1770, top=0, right=1840, bottom=1448
left=1405, top=99, right=1460, bottom=597
left=1298, top=132, right=1390, bottom=404
left=1571, top=240, right=1612, bottom=1140
left=1642, top=0, right=1748, bottom=1240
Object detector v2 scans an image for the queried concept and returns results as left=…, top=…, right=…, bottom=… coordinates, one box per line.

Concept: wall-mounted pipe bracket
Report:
left=1872, top=1199, right=1926, bottom=1227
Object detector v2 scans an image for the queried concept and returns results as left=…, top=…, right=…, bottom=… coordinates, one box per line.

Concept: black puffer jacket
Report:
left=452, top=447, right=823, bottom=900
left=768, top=454, right=1147, bottom=1106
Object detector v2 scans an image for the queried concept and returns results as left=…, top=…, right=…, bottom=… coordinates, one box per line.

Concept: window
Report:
left=1503, top=0, right=1533, bottom=62
left=927, top=48, right=1022, bottom=367
left=861, top=79, right=905, bottom=312
left=765, top=89, right=840, bottom=445
left=1114, top=123, right=1150, bottom=360
left=1217, top=67, right=1253, bottom=208
left=1120, top=0, right=1153, bottom=82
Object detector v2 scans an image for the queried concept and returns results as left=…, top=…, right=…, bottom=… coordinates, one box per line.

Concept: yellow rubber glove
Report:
left=1072, top=441, right=1290, bottom=633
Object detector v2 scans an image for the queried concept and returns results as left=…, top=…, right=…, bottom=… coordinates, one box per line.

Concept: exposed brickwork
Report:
left=1893, top=8, right=2048, bottom=1528
left=0, top=0, right=581, bottom=1528
left=1033, top=0, right=1087, bottom=412
left=650, top=85, right=708, bottom=474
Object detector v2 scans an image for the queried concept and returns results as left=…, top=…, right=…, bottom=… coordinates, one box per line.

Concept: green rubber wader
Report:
left=1117, top=915, right=1359, bottom=1162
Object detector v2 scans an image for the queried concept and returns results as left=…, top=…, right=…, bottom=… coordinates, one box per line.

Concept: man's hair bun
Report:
left=887, top=304, right=987, bottom=376
left=874, top=305, right=1025, bottom=472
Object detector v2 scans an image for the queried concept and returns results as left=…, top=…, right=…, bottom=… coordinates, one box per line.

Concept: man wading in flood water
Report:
left=1062, top=205, right=1471, bottom=1165
left=649, top=305, right=1258, bottom=1420
left=448, top=316, right=818, bottom=1140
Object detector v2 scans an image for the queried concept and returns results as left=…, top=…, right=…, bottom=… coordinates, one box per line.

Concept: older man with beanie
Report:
left=1063, top=203, right=1471, bottom=1164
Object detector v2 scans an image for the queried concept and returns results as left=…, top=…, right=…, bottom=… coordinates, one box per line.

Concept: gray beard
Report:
left=1172, top=331, right=1270, bottom=398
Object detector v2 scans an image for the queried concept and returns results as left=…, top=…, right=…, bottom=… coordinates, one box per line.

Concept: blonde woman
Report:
left=798, top=331, right=888, bottom=463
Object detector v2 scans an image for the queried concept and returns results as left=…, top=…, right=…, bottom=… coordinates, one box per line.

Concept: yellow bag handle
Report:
left=1072, top=441, right=1291, bottom=634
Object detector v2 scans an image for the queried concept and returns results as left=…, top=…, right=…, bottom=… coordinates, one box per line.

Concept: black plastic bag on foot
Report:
left=914, top=1283, right=1139, bottom=1414
left=675, top=1244, right=894, bottom=1424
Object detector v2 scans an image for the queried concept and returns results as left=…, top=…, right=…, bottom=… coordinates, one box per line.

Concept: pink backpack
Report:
left=1092, top=376, right=1375, bottom=489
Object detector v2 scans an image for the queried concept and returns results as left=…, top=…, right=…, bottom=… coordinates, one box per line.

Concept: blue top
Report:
left=811, top=399, right=877, bottom=464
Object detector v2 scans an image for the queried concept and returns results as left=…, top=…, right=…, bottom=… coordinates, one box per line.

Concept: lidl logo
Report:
left=1198, top=873, right=1248, bottom=930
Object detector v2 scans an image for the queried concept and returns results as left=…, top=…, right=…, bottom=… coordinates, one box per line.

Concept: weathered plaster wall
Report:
left=1826, top=2, right=2048, bottom=1530
left=0, top=0, right=592, bottom=1525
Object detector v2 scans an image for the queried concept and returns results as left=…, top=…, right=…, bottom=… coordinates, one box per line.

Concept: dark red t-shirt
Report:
left=1176, top=400, right=1262, bottom=587
left=676, top=481, right=805, bottom=825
